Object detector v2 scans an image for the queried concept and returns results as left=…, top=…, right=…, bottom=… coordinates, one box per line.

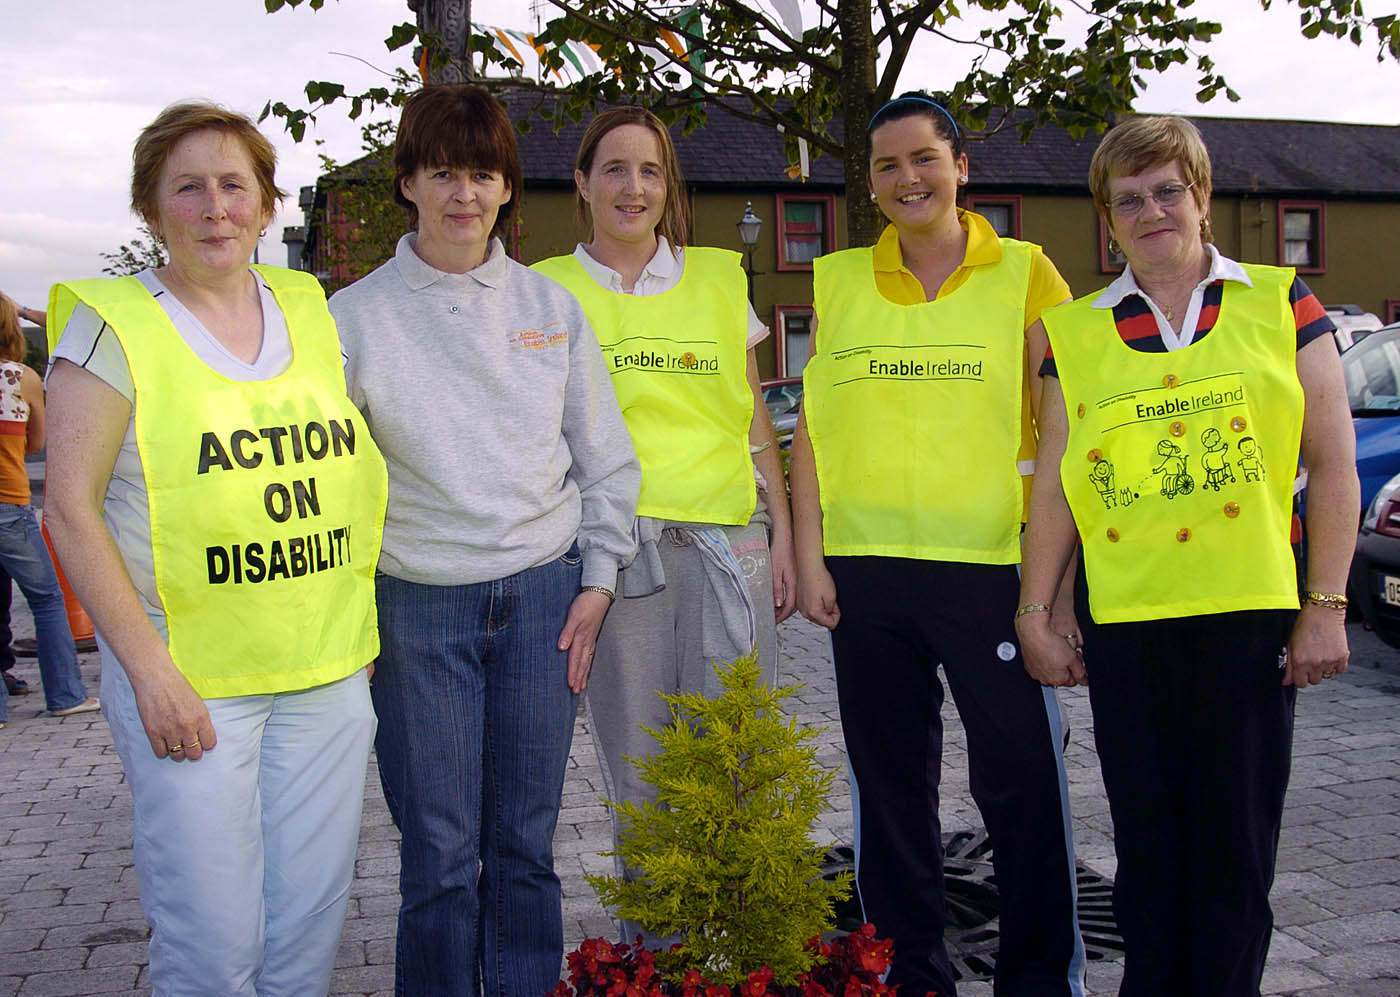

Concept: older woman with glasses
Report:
left=1018, top=115, right=1357, bottom=995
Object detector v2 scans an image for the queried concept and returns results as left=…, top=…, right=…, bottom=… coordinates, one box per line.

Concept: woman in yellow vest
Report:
left=1017, top=115, right=1357, bottom=995
left=43, top=102, right=387, bottom=995
left=790, top=92, right=1085, bottom=995
left=533, top=106, right=795, bottom=944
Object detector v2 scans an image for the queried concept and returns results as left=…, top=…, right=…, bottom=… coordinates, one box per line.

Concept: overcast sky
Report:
left=3, top=0, right=1398, bottom=312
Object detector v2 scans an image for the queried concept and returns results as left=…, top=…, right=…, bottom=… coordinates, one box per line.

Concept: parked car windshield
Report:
left=1343, top=326, right=1400, bottom=416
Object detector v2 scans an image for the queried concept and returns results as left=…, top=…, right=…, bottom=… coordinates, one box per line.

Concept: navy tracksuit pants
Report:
left=829, top=557, right=1086, bottom=997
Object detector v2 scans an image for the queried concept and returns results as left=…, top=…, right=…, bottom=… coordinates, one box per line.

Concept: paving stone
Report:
left=15, top=966, right=140, bottom=995
left=1315, top=856, right=1400, bottom=889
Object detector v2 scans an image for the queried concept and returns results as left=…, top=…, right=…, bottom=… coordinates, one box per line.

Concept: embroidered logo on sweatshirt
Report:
left=509, top=321, right=569, bottom=350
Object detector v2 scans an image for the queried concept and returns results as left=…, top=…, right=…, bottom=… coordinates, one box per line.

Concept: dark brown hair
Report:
left=866, top=90, right=964, bottom=161
left=131, top=102, right=285, bottom=232
left=392, top=85, right=523, bottom=238
left=574, top=106, right=689, bottom=247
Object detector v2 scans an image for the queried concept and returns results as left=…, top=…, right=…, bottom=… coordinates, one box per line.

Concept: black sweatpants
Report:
left=1079, top=592, right=1296, bottom=997
left=829, top=557, right=1085, bottom=997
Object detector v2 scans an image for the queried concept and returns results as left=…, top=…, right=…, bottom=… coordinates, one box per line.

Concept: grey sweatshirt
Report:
left=329, top=235, right=640, bottom=589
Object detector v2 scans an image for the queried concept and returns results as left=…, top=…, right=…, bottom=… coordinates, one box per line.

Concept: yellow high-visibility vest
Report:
left=804, top=242, right=1031, bottom=562
left=48, top=267, right=388, bottom=697
left=1043, top=264, right=1303, bottom=623
left=533, top=249, right=755, bottom=524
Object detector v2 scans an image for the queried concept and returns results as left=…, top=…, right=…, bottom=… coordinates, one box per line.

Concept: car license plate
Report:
left=1385, top=576, right=1400, bottom=608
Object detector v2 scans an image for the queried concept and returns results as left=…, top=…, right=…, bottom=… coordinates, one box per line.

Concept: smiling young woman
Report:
left=788, top=91, right=1088, bottom=996
left=532, top=105, right=796, bottom=947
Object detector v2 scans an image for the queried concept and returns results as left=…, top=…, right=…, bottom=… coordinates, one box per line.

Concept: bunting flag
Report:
left=472, top=11, right=703, bottom=86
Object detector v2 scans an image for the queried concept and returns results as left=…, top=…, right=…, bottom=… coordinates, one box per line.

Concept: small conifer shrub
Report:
left=588, top=653, right=853, bottom=986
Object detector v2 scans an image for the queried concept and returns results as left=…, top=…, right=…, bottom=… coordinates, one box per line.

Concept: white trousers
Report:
left=102, top=656, right=376, bottom=996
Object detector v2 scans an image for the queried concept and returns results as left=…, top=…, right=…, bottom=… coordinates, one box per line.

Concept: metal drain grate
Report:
left=822, top=829, right=1124, bottom=982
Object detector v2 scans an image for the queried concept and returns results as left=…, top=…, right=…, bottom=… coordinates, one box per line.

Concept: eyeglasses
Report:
left=1107, top=182, right=1195, bottom=216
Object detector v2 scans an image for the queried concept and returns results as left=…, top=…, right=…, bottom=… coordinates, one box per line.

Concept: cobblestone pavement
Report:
left=2, top=610, right=1398, bottom=996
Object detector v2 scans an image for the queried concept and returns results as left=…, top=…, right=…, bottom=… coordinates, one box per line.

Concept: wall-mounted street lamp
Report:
left=736, top=200, right=763, bottom=300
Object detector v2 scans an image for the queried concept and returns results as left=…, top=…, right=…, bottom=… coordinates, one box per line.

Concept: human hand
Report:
left=1016, top=614, right=1088, bottom=687
left=770, top=532, right=797, bottom=624
left=558, top=590, right=613, bottom=693
left=129, top=658, right=217, bottom=761
left=796, top=562, right=840, bottom=630
left=1049, top=606, right=1083, bottom=653
left=1283, top=603, right=1349, bottom=687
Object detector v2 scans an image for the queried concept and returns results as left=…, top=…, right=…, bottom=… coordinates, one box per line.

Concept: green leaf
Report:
left=385, top=22, right=417, bottom=51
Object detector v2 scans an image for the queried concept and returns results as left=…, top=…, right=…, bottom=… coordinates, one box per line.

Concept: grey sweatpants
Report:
left=585, top=520, right=779, bottom=944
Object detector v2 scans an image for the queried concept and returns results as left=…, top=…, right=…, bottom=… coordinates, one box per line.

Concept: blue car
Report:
left=1342, top=323, right=1400, bottom=510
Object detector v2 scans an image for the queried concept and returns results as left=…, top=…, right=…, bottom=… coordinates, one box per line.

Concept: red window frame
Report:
left=965, top=194, right=1022, bottom=239
left=773, top=305, right=815, bottom=376
left=1098, top=215, right=1126, bottom=274
left=775, top=194, right=836, bottom=271
left=1277, top=200, right=1326, bottom=274
left=1387, top=299, right=1400, bottom=325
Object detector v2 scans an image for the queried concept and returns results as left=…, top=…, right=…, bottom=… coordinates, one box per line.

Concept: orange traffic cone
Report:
left=41, top=520, right=95, bottom=642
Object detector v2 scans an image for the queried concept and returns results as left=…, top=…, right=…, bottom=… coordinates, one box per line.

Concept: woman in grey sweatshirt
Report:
left=328, top=85, right=640, bottom=997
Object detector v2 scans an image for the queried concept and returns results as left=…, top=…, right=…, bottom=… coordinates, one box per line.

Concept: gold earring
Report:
left=1108, top=238, right=1121, bottom=255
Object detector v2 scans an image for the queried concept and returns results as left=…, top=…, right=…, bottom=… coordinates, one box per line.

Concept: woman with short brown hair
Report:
left=1019, top=114, right=1356, bottom=993
left=329, top=84, right=640, bottom=996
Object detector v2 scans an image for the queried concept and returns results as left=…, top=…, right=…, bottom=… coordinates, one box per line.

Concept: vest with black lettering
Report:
left=48, top=267, right=388, bottom=698
left=533, top=249, right=755, bottom=524
left=1043, top=264, right=1302, bottom=623
left=805, top=242, right=1031, bottom=562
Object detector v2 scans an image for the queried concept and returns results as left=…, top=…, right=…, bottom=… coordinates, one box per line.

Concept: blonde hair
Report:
left=1088, top=115, right=1213, bottom=214
left=0, top=297, right=25, bottom=364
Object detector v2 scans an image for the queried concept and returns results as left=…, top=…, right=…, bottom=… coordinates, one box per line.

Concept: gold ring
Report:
left=189, top=737, right=201, bottom=748
left=169, top=744, right=184, bottom=752
left=1321, top=669, right=1337, bottom=679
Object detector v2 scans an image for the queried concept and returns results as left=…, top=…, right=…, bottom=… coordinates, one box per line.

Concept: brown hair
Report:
left=131, top=102, right=285, bottom=232
left=574, top=106, right=690, bottom=248
left=1089, top=115, right=1213, bottom=216
left=0, top=297, right=25, bottom=364
left=392, top=85, right=523, bottom=238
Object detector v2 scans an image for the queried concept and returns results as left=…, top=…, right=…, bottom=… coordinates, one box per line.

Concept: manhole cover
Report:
left=822, top=829, right=1124, bottom=981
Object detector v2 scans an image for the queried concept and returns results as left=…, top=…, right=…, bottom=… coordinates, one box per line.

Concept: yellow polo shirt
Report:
left=868, top=211, right=1070, bottom=518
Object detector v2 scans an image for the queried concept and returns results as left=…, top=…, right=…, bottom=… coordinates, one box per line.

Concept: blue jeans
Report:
left=372, top=550, right=581, bottom=997
left=0, top=504, right=85, bottom=722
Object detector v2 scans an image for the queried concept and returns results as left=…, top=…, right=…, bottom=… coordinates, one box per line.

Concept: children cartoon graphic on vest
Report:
left=1200, top=427, right=1237, bottom=490
left=1153, top=439, right=1194, bottom=497
left=1089, top=458, right=1116, bottom=508
left=1238, top=436, right=1266, bottom=481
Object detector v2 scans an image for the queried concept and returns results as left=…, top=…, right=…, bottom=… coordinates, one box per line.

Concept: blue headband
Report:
left=866, top=96, right=960, bottom=138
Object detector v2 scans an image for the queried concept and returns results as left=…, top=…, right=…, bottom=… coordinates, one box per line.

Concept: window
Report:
left=1387, top=300, right=1400, bottom=325
left=773, top=306, right=814, bottom=376
left=965, top=195, right=1022, bottom=239
left=1098, top=215, right=1126, bottom=273
left=1278, top=201, right=1326, bottom=273
left=776, top=194, right=835, bottom=270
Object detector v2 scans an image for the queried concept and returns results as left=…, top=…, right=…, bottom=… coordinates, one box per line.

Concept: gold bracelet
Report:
left=580, top=585, right=615, bottom=602
left=1014, top=603, right=1051, bottom=619
left=1303, top=591, right=1347, bottom=611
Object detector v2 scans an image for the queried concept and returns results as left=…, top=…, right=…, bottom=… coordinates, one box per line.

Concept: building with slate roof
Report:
left=293, top=93, right=1400, bottom=377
